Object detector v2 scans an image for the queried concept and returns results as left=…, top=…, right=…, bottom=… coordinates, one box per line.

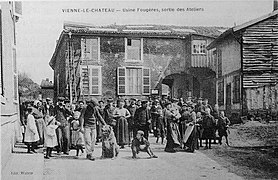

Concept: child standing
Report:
left=24, top=107, right=40, bottom=153
left=131, top=131, right=158, bottom=159
left=71, top=111, right=84, bottom=157
left=44, top=116, right=60, bottom=159
left=217, top=111, right=230, bottom=146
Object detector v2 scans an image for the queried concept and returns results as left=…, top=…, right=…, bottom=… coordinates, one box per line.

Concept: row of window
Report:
left=80, top=66, right=151, bottom=95
left=218, top=75, right=240, bottom=106
left=79, top=38, right=208, bottom=63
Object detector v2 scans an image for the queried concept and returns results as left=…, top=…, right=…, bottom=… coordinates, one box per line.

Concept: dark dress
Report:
left=202, top=114, right=216, bottom=139
left=164, top=109, right=181, bottom=152
left=217, top=116, right=230, bottom=137
left=184, top=111, right=197, bottom=152
left=113, top=108, right=130, bottom=146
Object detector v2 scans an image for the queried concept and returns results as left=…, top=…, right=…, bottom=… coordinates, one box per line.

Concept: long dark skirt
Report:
left=184, top=125, right=197, bottom=151
left=179, top=121, right=186, bottom=140
left=115, top=117, right=129, bottom=146
left=165, top=122, right=181, bottom=152
left=35, top=118, right=45, bottom=145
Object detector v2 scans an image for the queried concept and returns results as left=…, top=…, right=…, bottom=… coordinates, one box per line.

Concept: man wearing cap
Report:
left=54, top=97, right=73, bottom=155
left=103, top=98, right=116, bottom=126
left=127, top=98, right=138, bottom=141
left=134, top=100, right=151, bottom=140
left=79, top=97, right=107, bottom=161
left=44, top=98, right=55, bottom=116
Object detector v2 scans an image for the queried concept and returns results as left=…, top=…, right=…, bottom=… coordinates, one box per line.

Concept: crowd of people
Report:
left=19, top=95, right=231, bottom=160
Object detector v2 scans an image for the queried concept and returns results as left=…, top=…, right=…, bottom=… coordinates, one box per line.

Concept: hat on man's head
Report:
left=141, top=100, right=148, bottom=104
left=182, top=103, right=188, bottom=107
left=107, top=97, right=114, bottom=103
left=88, top=97, right=99, bottom=106
left=64, top=98, right=70, bottom=103
left=137, top=130, right=144, bottom=136
left=164, top=101, right=172, bottom=107
left=58, top=97, right=65, bottom=101
left=130, top=98, right=136, bottom=101
left=171, top=98, right=179, bottom=102
left=46, top=98, right=51, bottom=101
left=198, top=97, right=203, bottom=100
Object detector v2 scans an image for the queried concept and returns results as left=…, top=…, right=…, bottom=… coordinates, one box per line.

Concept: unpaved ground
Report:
left=43, top=136, right=243, bottom=180
left=202, top=121, right=278, bottom=180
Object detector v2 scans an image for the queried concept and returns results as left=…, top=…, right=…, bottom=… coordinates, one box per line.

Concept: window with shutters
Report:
left=125, top=38, right=143, bottom=61
left=80, top=65, right=102, bottom=95
left=233, top=75, right=240, bottom=103
left=142, top=68, right=150, bottom=94
left=192, top=40, right=206, bottom=54
left=117, top=67, right=150, bottom=95
left=218, top=80, right=224, bottom=106
left=117, top=67, right=126, bottom=95
left=81, top=37, right=100, bottom=62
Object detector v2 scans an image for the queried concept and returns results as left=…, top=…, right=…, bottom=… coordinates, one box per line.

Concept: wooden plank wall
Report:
left=245, top=83, right=278, bottom=111
left=242, top=15, right=278, bottom=88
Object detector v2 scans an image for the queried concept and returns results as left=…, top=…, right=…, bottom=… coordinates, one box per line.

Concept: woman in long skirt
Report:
left=33, top=100, right=45, bottom=146
left=113, top=99, right=131, bottom=148
left=164, top=102, right=181, bottom=153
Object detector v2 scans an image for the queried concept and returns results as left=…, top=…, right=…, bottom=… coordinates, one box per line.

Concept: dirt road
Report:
left=43, top=137, right=243, bottom=180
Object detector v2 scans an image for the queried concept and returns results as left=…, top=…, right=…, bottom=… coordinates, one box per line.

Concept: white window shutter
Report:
left=90, top=66, right=102, bottom=95
left=80, top=66, right=90, bottom=95
left=117, top=67, right=126, bottom=95
left=142, top=68, right=150, bottom=95
left=81, top=38, right=86, bottom=60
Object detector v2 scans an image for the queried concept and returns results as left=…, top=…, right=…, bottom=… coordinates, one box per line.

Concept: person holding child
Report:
left=131, top=130, right=158, bottom=159
left=44, top=115, right=60, bottom=159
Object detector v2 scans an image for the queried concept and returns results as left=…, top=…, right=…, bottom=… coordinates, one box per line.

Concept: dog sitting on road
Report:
left=101, top=125, right=119, bottom=159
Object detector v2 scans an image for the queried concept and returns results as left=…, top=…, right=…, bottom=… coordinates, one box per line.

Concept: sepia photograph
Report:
left=1, top=0, right=278, bottom=179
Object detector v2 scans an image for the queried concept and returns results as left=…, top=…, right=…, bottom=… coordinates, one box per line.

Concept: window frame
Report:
left=124, top=38, right=143, bottom=62
left=117, top=66, right=151, bottom=96
left=81, top=37, right=100, bottom=63
left=233, top=75, right=240, bottom=103
left=192, top=40, right=207, bottom=55
left=218, top=79, right=224, bottom=106
left=80, top=65, right=102, bottom=95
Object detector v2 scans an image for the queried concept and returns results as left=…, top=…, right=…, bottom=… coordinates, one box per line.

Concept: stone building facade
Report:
left=0, top=1, right=22, bottom=170
left=50, top=22, right=223, bottom=103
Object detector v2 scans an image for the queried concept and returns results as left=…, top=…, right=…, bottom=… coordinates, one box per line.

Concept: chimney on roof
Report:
left=274, top=0, right=278, bottom=11
left=46, top=78, right=49, bottom=82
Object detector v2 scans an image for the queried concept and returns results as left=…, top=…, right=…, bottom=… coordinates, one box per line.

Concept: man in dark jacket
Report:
left=202, top=108, right=216, bottom=149
left=134, top=100, right=151, bottom=140
left=127, top=98, right=137, bottom=141
left=80, top=97, right=107, bottom=161
left=54, top=97, right=73, bottom=155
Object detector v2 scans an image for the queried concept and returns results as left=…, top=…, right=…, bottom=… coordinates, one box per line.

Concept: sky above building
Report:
left=16, top=0, right=274, bottom=84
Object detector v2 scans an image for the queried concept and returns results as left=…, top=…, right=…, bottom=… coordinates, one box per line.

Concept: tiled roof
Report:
left=63, top=21, right=226, bottom=38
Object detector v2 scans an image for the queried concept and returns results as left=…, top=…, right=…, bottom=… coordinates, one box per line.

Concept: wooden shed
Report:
left=207, top=9, right=278, bottom=122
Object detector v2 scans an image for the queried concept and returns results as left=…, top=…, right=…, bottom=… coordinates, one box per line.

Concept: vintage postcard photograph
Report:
left=1, top=0, right=278, bottom=179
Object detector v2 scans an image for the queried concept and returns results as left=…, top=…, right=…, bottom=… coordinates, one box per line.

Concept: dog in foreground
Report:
left=101, top=125, right=119, bottom=159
